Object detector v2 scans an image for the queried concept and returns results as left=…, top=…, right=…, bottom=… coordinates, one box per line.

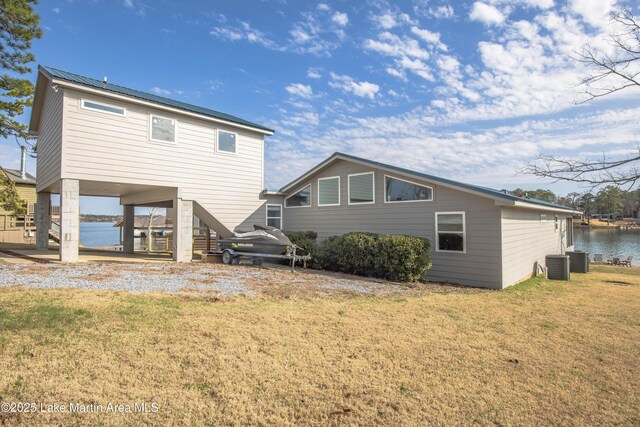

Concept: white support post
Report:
left=123, top=205, right=135, bottom=254
left=173, top=198, right=193, bottom=262
left=35, top=192, right=51, bottom=250
left=59, top=179, right=80, bottom=262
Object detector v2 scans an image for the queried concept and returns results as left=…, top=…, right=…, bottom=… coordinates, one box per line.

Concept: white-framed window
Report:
left=435, top=212, right=466, bottom=253
left=81, top=99, right=126, bottom=117
left=348, top=172, right=375, bottom=205
left=555, top=215, right=559, bottom=230
left=149, top=115, right=176, bottom=144
left=217, top=130, right=237, bottom=154
left=384, top=175, right=433, bottom=203
left=266, top=204, right=282, bottom=229
left=285, top=184, right=311, bottom=208
left=318, top=176, right=340, bottom=206
left=540, top=214, right=547, bottom=222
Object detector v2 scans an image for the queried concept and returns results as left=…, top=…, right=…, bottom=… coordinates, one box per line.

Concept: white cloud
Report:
left=376, top=13, right=398, bottom=29
left=331, top=12, right=349, bottom=27
left=317, top=3, right=330, bottom=11
left=431, top=5, right=455, bottom=19
left=52, top=7, right=60, bottom=14
left=210, top=21, right=278, bottom=49
left=568, top=0, right=614, bottom=28
left=123, top=0, right=134, bottom=8
left=364, top=32, right=430, bottom=60
left=306, top=68, right=322, bottom=79
left=469, top=2, right=506, bottom=26
left=329, top=73, right=380, bottom=99
left=285, top=83, right=314, bottom=98
left=410, top=27, right=448, bottom=51
left=150, top=87, right=186, bottom=97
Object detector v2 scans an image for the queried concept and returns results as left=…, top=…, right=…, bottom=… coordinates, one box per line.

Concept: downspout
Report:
left=20, top=146, right=27, bottom=180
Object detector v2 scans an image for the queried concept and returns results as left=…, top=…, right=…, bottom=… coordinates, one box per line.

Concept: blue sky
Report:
left=1, top=0, right=639, bottom=214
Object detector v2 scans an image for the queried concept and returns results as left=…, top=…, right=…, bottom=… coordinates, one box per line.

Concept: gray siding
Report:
left=501, top=207, right=573, bottom=287
left=60, top=89, right=267, bottom=234
left=35, top=86, right=63, bottom=192
left=282, top=160, right=503, bottom=288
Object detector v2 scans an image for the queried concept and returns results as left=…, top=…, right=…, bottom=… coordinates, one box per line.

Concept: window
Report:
left=385, top=176, right=433, bottom=203
left=285, top=185, right=311, bottom=208
left=436, top=212, right=465, bottom=253
left=150, top=115, right=176, bottom=143
left=218, top=130, right=237, bottom=154
left=348, top=172, right=374, bottom=205
left=266, top=204, right=282, bottom=229
left=81, top=99, right=126, bottom=116
left=318, top=176, right=340, bottom=206
left=540, top=214, right=547, bottom=222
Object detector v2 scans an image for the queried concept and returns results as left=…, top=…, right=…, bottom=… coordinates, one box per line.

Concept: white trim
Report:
left=284, top=184, right=312, bottom=208
left=216, top=129, right=238, bottom=155
left=80, top=98, right=126, bottom=117
left=149, top=114, right=177, bottom=145
left=540, top=214, right=547, bottom=223
left=435, top=211, right=466, bottom=254
left=266, top=204, right=283, bottom=229
left=348, top=172, right=375, bottom=205
left=317, top=176, right=341, bottom=206
left=383, top=174, right=433, bottom=204
left=50, top=78, right=274, bottom=136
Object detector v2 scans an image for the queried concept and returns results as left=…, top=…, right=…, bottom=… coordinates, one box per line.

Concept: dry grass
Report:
left=0, top=266, right=639, bottom=426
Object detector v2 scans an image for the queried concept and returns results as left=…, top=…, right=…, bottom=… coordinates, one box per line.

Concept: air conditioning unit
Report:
left=566, top=251, right=589, bottom=273
left=546, top=255, right=570, bottom=281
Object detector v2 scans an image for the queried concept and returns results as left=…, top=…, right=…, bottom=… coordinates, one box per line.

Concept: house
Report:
left=0, top=147, right=37, bottom=243
left=29, top=66, right=578, bottom=288
left=263, top=153, right=577, bottom=289
left=29, top=65, right=274, bottom=262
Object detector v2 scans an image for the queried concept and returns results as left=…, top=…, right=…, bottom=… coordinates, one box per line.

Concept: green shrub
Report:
left=316, top=232, right=431, bottom=281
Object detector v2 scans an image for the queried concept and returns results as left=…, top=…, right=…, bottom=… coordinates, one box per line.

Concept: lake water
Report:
left=573, top=228, right=640, bottom=259
left=78, top=221, right=639, bottom=258
left=80, top=222, right=120, bottom=248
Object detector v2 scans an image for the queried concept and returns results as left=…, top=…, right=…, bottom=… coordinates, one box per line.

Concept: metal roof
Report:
left=280, top=152, right=576, bottom=212
left=1, top=168, right=36, bottom=185
left=40, top=65, right=274, bottom=134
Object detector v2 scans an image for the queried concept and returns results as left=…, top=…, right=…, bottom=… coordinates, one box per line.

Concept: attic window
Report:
left=285, top=185, right=311, bottom=208
left=81, top=99, right=125, bottom=116
left=150, top=115, right=176, bottom=143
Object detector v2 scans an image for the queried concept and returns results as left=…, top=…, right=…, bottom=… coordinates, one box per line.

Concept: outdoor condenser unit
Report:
left=566, top=251, right=589, bottom=273
left=545, top=255, right=571, bottom=281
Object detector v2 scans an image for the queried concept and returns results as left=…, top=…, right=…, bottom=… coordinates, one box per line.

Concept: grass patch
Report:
left=0, top=301, right=91, bottom=333
left=0, top=266, right=638, bottom=425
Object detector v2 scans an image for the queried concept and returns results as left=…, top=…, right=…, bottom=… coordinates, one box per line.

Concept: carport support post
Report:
left=59, top=179, right=80, bottom=262
left=173, top=198, right=193, bottom=262
left=35, top=192, right=51, bottom=250
left=123, top=205, right=135, bottom=253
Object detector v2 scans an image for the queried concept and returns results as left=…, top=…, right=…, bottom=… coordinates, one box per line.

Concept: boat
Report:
left=217, top=224, right=292, bottom=256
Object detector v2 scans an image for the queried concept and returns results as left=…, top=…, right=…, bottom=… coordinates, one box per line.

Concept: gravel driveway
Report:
left=0, top=262, right=444, bottom=297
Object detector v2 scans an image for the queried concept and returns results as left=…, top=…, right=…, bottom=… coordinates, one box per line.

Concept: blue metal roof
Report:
left=281, top=152, right=575, bottom=212
left=40, top=65, right=274, bottom=133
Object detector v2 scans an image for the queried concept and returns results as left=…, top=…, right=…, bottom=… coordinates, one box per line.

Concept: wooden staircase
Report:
left=49, top=221, right=60, bottom=243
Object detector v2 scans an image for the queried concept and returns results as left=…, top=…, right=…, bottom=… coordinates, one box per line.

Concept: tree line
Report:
left=503, top=186, right=640, bottom=218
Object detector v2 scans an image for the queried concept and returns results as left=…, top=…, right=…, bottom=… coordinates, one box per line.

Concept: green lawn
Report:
left=0, top=265, right=639, bottom=425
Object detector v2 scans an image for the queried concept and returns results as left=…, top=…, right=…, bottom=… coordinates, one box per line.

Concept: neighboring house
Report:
left=29, top=66, right=274, bottom=262
left=265, top=153, right=577, bottom=289
left=0, top=147, right=37, bottom=243
left=29, top=66, right=578, bottom=288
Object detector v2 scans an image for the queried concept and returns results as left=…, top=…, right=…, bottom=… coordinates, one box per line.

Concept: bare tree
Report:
left=524, top=9, right=640, bottom=189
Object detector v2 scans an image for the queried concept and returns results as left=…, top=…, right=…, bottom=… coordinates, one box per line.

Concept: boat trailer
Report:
left=210, top=245, right=312, bottom=272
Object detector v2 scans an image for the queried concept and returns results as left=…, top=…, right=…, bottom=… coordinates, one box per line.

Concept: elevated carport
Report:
left=35, top=179, right=226, bottom=263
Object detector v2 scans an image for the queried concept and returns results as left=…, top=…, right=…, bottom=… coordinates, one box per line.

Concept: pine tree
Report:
left=0, top=0, right=43, bottom=145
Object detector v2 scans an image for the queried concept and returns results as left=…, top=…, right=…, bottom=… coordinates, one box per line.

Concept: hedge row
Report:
left=284, top=231, right=431, bottom=282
